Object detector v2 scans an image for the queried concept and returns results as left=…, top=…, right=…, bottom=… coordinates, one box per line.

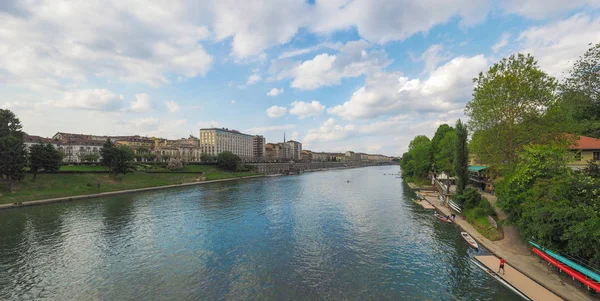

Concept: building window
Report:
left=594, top=151, right=600, bottom=161
left=574, top=151, right=582, bottom=161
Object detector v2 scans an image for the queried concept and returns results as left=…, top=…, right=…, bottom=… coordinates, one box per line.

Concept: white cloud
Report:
left=311, top=0, right=489, bottom=43
left=367, top=144, right=382, bottom=152
left=492, top=32, right=510, bottom=53
left=517, top=13, right=600, bottom=77
left=266, top=105, right=287, bottom=118
left=231, top=100, right=236, bottom=105
left=51, top=89, right=124, bottom=111
left=303, top=118, right=356, bottom=144
left=246, top=73, right=261, bottom=85
left=246, top=124, right=296, bottom=134
left=328, top=55, right=488, bottom=120
left=0, top=1, right=212, bottom=89
left=277, top=43, right=344, bottom=59
left=130, top=93, right=153, bottom=113
left=420, top=44, right=449, bottom=72
left=289, top=101, right=325, bottom=119
left=501, top=0, right=599, bottom=19
left=165, top=100, right=180, bottom=113
left=211, top=0, right=311, bottom=58
left=127, top=117, right=160, bottom=130
left=271, top=40, right=391, bottom=90
left=266, top=88, right=284, bottom=96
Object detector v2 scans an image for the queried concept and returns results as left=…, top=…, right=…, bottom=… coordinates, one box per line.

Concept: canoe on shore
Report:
left=461, top=232, right=478, bottom=249
left=433, top=212, right=452, bottom=223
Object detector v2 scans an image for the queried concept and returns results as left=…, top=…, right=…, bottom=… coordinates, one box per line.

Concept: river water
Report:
left=0, top=166, right=519, bottom=300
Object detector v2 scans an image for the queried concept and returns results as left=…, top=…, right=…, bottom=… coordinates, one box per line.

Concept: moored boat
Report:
left=433, top=212, right=452, bottom=223
left=461, top=232, right=478, bottom=249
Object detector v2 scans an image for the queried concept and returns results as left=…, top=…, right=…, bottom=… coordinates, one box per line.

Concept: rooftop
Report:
left=200, top=127, right=253, bottom=137
left=569, top=135, right=600, bottom=150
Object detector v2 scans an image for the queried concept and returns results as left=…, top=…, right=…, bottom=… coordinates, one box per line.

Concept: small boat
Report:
left=433, top=212, right=452, bottom=223
left=461, top=232, right=478, bottom=249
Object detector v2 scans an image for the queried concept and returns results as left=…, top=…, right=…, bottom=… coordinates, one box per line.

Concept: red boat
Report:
left=434, top=213, right=452, bottom=223
left=532, top=248, right=600, bottom=293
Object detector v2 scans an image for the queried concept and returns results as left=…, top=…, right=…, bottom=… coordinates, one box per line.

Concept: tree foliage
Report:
left=100, top=139, right=134, bottom=176
left=217, top=151, right=242, bottom=171
left=201, top=152, right=216, bottom=163
left=454, top=119, right=469, bottom=194
left=400, top=135, right=431, bottom=181
left=466, top=53, right=560, bottom=168
left=0, top=109, right=24, bottom=140
left=167, top=158, right=184, bottom=170
left=560, top=42, right=600, bottom=138
left=83, top=152, right=100, bottom=163
left=0, top=136, right=27, bottom=192
left=0, top=109, right=26, bottom=192
left=29, top=143, right=63, bottom=182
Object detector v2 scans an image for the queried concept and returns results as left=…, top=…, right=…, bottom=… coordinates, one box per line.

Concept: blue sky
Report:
left=1, top=0, right=599, bottom=156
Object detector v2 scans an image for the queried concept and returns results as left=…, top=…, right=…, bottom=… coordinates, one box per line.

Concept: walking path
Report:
left=475, top=255, right=561, bottom=301
left=421, top=193, right=594, bottom=301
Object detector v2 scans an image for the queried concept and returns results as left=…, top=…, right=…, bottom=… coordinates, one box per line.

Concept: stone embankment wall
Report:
left=248, top=162, right=394, bottom=174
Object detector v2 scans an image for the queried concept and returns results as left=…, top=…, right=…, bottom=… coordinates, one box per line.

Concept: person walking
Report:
left=498, top=258, right=505, bottom=275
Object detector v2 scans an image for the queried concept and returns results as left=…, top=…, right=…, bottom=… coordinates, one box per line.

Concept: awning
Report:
left=468, top=165, right=487, bottom=172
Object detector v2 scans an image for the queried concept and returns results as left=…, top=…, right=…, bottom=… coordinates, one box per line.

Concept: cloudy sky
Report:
left=1, top=0, right=599, bottom=156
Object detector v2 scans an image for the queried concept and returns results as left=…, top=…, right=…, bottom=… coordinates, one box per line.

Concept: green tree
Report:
left=29, top=143, right=63, bottom=182
left=583, top=160, right=600, bottom=178
left=466, top=53, right=560, bottom=169
left=0, top=109, right=24, bottom=140
left=430, top=124, right=454, bottom=163
left=434, top=128, right=457, bottom=175
left=111, top=146, right=135, bottom=175
left=201, top=152, right=216, bottom=163
left=0, top=136, right=27, bottom=192
left=560, top=42, right=600, bottom=138
left=496, top=142, right=571, bottom=222
left=146, top=152, right=157, bottom=162
left=454, top=119, right=469, bottom=194
left=83, top=152, right=100, bottom=163
left=217, top=151, right=241, bottom=171
left=100, top=139, right=116, bottom=170
left=100, top=139, right=134, bottom=176
left=401, top=136, right=432, bottom=180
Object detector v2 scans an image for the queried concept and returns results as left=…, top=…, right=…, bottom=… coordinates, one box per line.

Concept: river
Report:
left=0, top=166, right=519, bottom=300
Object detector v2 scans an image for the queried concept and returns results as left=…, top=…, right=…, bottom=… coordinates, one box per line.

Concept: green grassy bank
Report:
left=0, top=168, right=256, bottom=204
left=463, top=208, right=504, bottom=241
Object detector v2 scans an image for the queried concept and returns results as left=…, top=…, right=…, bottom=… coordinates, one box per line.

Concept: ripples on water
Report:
left=0, top=166, right=519, bottom=300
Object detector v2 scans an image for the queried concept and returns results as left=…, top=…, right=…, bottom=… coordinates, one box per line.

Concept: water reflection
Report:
left=0, top=166, right=520, bottom=300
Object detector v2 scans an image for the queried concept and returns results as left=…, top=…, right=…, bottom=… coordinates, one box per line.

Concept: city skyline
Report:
left=1, top=1, right=599, bottom=157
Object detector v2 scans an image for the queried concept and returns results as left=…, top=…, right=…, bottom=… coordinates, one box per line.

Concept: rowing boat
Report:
left=461, top=232, right=478, bottom=249
left=433, top=213, right=452, bottom=223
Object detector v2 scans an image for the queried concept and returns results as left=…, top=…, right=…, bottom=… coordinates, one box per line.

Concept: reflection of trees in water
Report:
left=101, top=195, right=135, bottom=239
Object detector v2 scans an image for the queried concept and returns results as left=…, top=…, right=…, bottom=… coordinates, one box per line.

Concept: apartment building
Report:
left=199, top=128, right=254, bottom=159
left=252, top=135, right=266, bottom=158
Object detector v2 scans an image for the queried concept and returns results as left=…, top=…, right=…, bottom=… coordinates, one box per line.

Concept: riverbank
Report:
left=421, top=191, right=594, bottom=301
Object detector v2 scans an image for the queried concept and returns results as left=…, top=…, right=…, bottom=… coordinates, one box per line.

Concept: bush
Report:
left=167, top=158, right=184, bottom=170
left=473, top=207, right=486, bottom=218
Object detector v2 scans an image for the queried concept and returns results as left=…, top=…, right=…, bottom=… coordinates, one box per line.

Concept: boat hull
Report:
left=461, top=232, right=478, bottom=249
left=532, top=248, right=600, bottom=293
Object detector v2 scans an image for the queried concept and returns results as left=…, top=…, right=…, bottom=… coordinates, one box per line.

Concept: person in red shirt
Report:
left=498, top=258, right=505, bottom=275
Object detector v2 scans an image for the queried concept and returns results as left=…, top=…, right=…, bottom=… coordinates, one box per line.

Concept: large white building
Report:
left=199, top=128, right=254, bottom=159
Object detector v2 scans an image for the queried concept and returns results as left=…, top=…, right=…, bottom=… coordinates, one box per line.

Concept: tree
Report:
left=466, top=53, right=560, bottom=168
left=217, top=151, right=241, bottom=171
left=454, top=119, right=469, bottom=194
left=560, top=42, right=600, bottom=138
left=100, top=139, right=134, bottom=176
left=496, top=142, right=571, bottom=222
left=29, top=143, right=63, bottom=182
left=430, top=124, right=454, bottom=164
left=400, top=136, right=432, bottom=181
left=200, top=152, right=215, bottom=163
left=167, top=158, right=184, bottom=170
left=146, top=152, right=157, bottom=162
left=0, top=109, right=24, bottom=139
left=433, top=127, right=457, bottom=175
left=83, top=152, right=100, bottom=163
left=100, top=138, right=116, bottom=170
left=583, top=160, right=600, bottom=178
left=0, top=136, right=27, bottom=192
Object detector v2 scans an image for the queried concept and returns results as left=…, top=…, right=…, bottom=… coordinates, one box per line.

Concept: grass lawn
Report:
left=0, top=169, right=258, bottom=204
left=463, top=208, right=504, bottom=241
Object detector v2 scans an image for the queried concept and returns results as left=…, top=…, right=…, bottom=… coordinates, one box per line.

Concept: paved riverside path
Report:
left=421, top=192, right=594, bottom=301
left=415, top=198, right=435, bottom=209
left=475, top=255, right=562, bottom=301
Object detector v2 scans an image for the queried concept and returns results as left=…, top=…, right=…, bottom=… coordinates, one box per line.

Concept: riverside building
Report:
left=199, top=127, right=255, bottom=160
